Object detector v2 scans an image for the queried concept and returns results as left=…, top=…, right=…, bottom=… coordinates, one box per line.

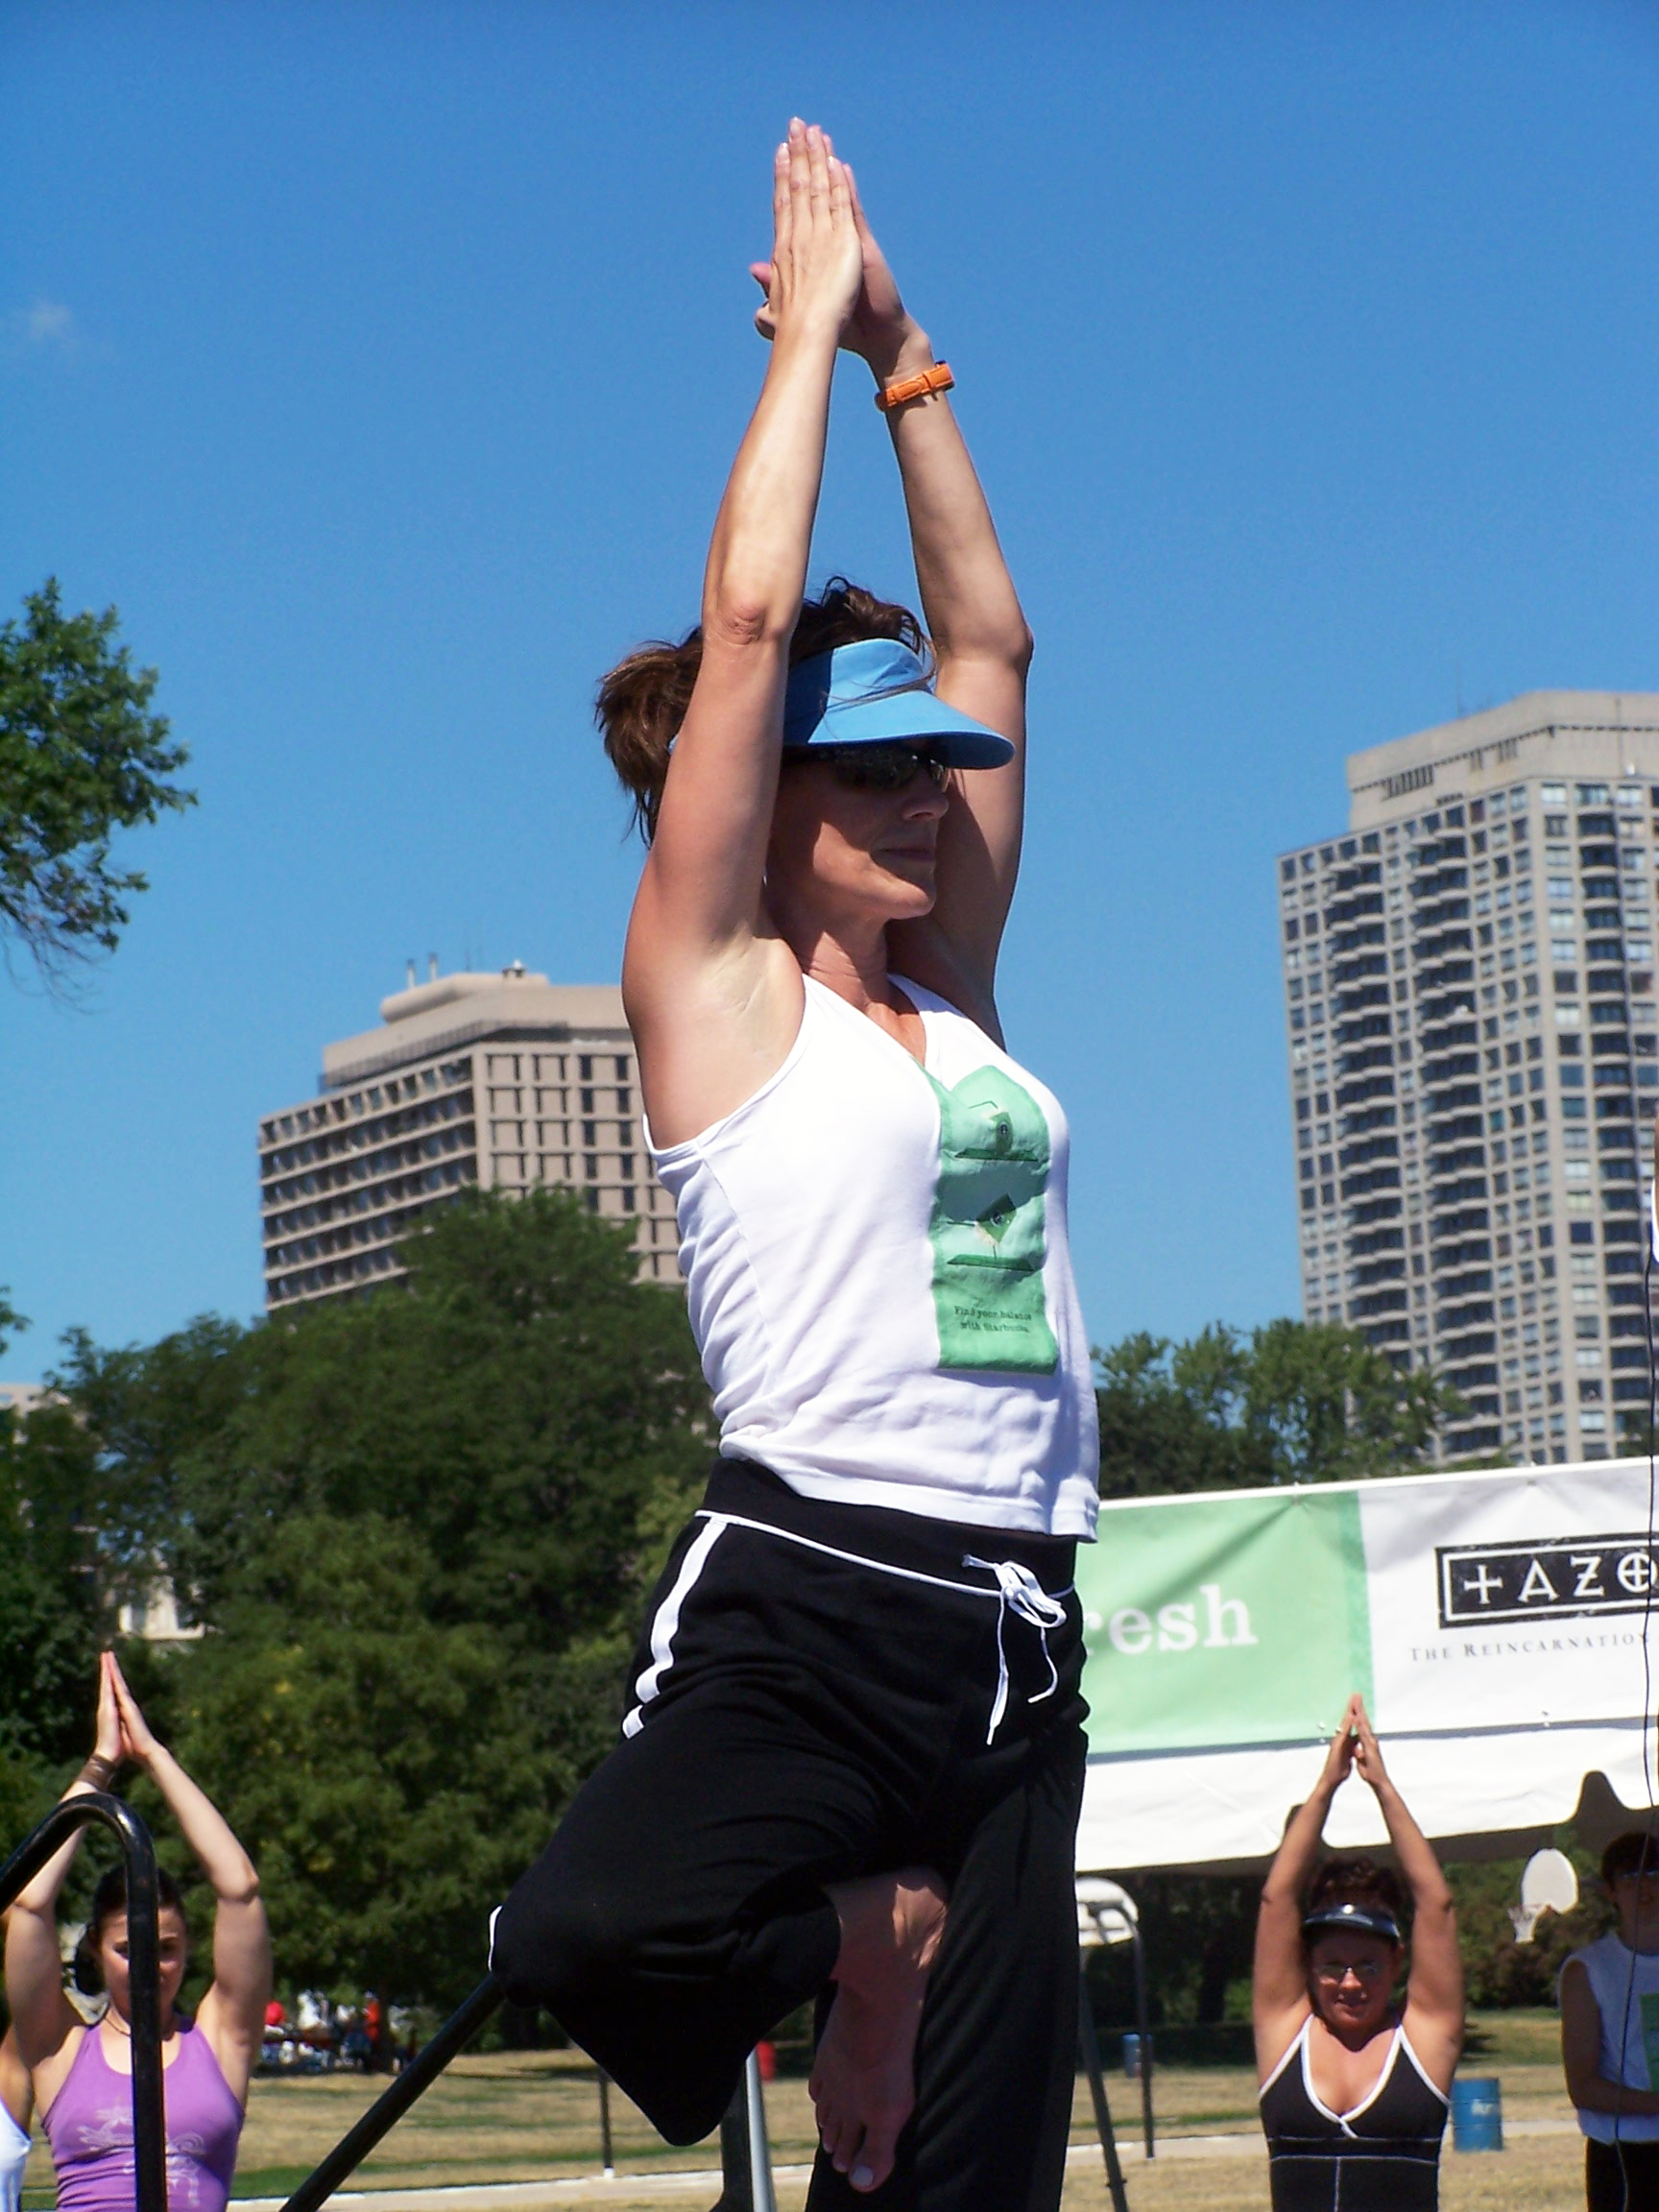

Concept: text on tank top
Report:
left=42, top=2021, right=243, bottom=2212
left=648, top=974, right=1099, bottom=1535
left=1562, top=1934, right=1659, bottom=2142
left=1259, top=2016, right=1448, bottom=2212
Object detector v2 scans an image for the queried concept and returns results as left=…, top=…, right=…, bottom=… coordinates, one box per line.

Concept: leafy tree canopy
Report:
left=0, top=578, right=193, bottom=978
left=40, top=1190, right=711, bottom=2003
left=0, top=1395, right=107, bottom=1823
left=1096, top=1319, right=1460, bottom=1498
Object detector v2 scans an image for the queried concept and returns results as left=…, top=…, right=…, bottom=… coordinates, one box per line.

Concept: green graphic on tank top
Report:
left=926, top=1065, right=1059, bottom=1375
left=1641, top=1991, right=1659, bottom=2087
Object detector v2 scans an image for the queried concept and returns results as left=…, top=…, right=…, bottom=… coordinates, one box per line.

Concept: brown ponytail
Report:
left=597, top=577, right=929, bottom=843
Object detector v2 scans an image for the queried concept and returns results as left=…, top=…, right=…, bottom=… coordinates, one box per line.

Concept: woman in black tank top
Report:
left=1253, top=1695, right=1465, bottom=2211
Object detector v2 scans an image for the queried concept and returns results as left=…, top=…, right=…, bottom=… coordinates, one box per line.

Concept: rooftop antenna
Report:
left=405, top=958, right=417, bottom=989
left=427, top=952, right=439, bottom=981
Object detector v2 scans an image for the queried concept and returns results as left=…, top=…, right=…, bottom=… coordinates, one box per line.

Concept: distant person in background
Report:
left=1561, top=1831, right=1659, bottom=2212
left=0, top=2020, right=32, bottom=2212
left=4, top=1652, right=272, bottom=2212
left=1253, top=1695, right=1463, bottom=2210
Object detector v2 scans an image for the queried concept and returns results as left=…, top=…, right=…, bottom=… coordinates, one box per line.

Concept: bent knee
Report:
left=492, top=1866, right=642, bottom=2010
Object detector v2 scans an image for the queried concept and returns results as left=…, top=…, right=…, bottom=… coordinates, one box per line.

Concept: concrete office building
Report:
left=1279, top=691, right=1659, bottom=1465
left=259, top=965, right=682, bottom=1310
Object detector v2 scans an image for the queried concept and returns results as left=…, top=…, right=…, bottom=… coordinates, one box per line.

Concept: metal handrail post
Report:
left=1131, top=1925, right=1155, bottom=2159
left=712, top=2065, right=755, bottom=2212
left=597, top=2067, right=615, bottom=2177
left=1076, top=1987, right=1130, bottom=2212
left=0, top=1791, right=166, bottom=2212
left=277, top=1974, right=504, bottom=2212
left=743, top=2052, right=777, bottom=2212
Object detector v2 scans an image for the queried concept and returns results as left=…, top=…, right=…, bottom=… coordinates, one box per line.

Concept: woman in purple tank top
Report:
left=4, top=1653, right=272, bottom=2212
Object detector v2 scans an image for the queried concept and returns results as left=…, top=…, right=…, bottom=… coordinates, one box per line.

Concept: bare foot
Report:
left=810, top=1865, right=949, bottom=2194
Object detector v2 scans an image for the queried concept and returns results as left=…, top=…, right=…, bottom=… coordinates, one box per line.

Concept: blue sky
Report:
left=3, top=1, right=1657, bottom=1382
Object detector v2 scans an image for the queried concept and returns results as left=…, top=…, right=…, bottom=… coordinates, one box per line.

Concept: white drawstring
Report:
left=964, top=1556, right=1068, bottom=1744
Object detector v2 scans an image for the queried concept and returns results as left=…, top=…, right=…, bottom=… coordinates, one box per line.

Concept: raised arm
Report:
left=833, top=171, right=1031, bottom=1010
left=1253, top=1697, right=1358, bottom=2076
left=108, top=1656, right=271, bottom=2102
left=625, top=120, right=863, bottom=1148
left=1350, top=1701, right=1462, bottom=2087
left=4, top=1657, right=124, bottom=2079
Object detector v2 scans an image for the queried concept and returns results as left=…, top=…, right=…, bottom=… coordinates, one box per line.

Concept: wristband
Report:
left=875, top=361, right=954, bottom=413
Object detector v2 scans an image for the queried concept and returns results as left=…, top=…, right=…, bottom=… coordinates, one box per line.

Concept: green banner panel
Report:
left=1077, top=1489, right=1374, bottom=1754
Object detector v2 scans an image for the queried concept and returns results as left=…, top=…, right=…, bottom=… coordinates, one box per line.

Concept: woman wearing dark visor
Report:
left=489, top=119, right=1097, bottom=2211
left=1253, top=1695, right=1464, bottom=2210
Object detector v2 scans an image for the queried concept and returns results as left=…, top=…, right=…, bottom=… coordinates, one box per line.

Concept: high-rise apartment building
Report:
left=1280, top=691, right=1659, bottom=1465
left=259, top=966, right=682, bottom=1309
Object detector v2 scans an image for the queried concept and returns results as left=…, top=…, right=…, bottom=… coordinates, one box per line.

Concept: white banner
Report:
left=1075, top=1456, right=1659, bottom=1872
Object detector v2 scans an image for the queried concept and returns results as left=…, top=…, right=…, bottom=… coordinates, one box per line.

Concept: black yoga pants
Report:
left=1588, top=2138, right=1659, bottom=2212
left=491, top=1455, right=1089, bottom=2212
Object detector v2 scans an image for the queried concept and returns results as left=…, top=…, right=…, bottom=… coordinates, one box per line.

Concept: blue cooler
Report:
left=1450, top=2076, right=1503, bottom=2152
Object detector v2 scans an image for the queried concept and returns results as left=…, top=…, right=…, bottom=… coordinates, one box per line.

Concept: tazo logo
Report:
left=1437, top=1533, right=1659, bottom=1627
left=1089, top=1584, right=1260, bottom=1655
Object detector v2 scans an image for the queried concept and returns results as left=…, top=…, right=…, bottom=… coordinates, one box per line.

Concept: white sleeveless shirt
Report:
left=0, top=2104, right=29, bottom=2212
left=1563, top=1933, right=1659, bottom=2141
left=649, top=975, right=1099, bottom=1536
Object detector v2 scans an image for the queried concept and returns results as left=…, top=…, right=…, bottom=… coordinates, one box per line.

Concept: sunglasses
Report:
left=785, top=746, right=950, bottom=794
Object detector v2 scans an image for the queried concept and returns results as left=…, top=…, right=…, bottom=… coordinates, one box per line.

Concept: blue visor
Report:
left=781, top=637, right=1014, bottom=767
left=1302, top=1902, right=1402, bottom=1945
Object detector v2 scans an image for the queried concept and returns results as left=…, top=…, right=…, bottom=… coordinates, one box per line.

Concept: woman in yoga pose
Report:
left=491, top=121, right=1098, bottom=2210
left=1254, top=1695, right=1464, bottom=2211
left=5, top=1653, right=271, bottom=2212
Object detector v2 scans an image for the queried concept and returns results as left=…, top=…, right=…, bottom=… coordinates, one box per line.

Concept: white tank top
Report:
left=649, top=975, right=1099, bottom=1536
left=1563, top=1933, right=1659, bottom=2141
left=0, top=2104, right=29, bottom=2212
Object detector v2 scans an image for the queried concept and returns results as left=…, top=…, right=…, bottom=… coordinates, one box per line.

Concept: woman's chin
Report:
left=872, top=870, right=937, bottom=920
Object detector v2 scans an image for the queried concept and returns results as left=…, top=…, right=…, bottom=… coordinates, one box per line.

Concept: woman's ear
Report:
left=73, top=1934, right=104, bottom=1996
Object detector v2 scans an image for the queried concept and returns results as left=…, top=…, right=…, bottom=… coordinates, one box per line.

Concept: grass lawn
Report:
left=17, top=2009, right=1590, bottom=2209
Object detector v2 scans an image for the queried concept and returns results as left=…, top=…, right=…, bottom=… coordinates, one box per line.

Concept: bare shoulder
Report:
left=625, top=931, right=807, bottom=1151
left=1254, top=1997, right=1310, bottom=2086
left=193, top=1989, right=256, bottom=2104
left=1402, top=1997, right=1463, bottom=2094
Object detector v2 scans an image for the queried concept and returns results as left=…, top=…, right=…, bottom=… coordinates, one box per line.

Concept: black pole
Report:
left=711, top=2070, right=756, bottom=2212
left=278, top=1975, right=504, bottom=2212
left=0, top=1792, right=166, bottom=2212
left=598, top=2067, right=614, bottom=2177
left=1131, top=1926, right=1155, bottom=2160
left=1076, top=1984, right=1130, bottom=2212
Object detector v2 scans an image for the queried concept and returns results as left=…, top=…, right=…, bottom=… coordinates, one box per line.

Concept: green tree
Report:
left=1097, top=1320, right=1460, bottom=1498
left=0, top=1287, right=24, bottom=1360
left=0, top=578, right=193, bottom=979
left=0, top=1395, right=107, bottom=1860
left=153, top=1515, right=557, bottom=2002
left=0, top=1397, right=106, bottom=1767
left=52, top=1189, right=711, bottom=2001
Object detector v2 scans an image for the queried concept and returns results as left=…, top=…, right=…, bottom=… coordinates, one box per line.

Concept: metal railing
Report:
left=0, top=1792, right=167, bottom=2212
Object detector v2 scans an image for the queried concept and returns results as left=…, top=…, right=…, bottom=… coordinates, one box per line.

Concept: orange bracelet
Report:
left=875, top=361, right=954, bottom=413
